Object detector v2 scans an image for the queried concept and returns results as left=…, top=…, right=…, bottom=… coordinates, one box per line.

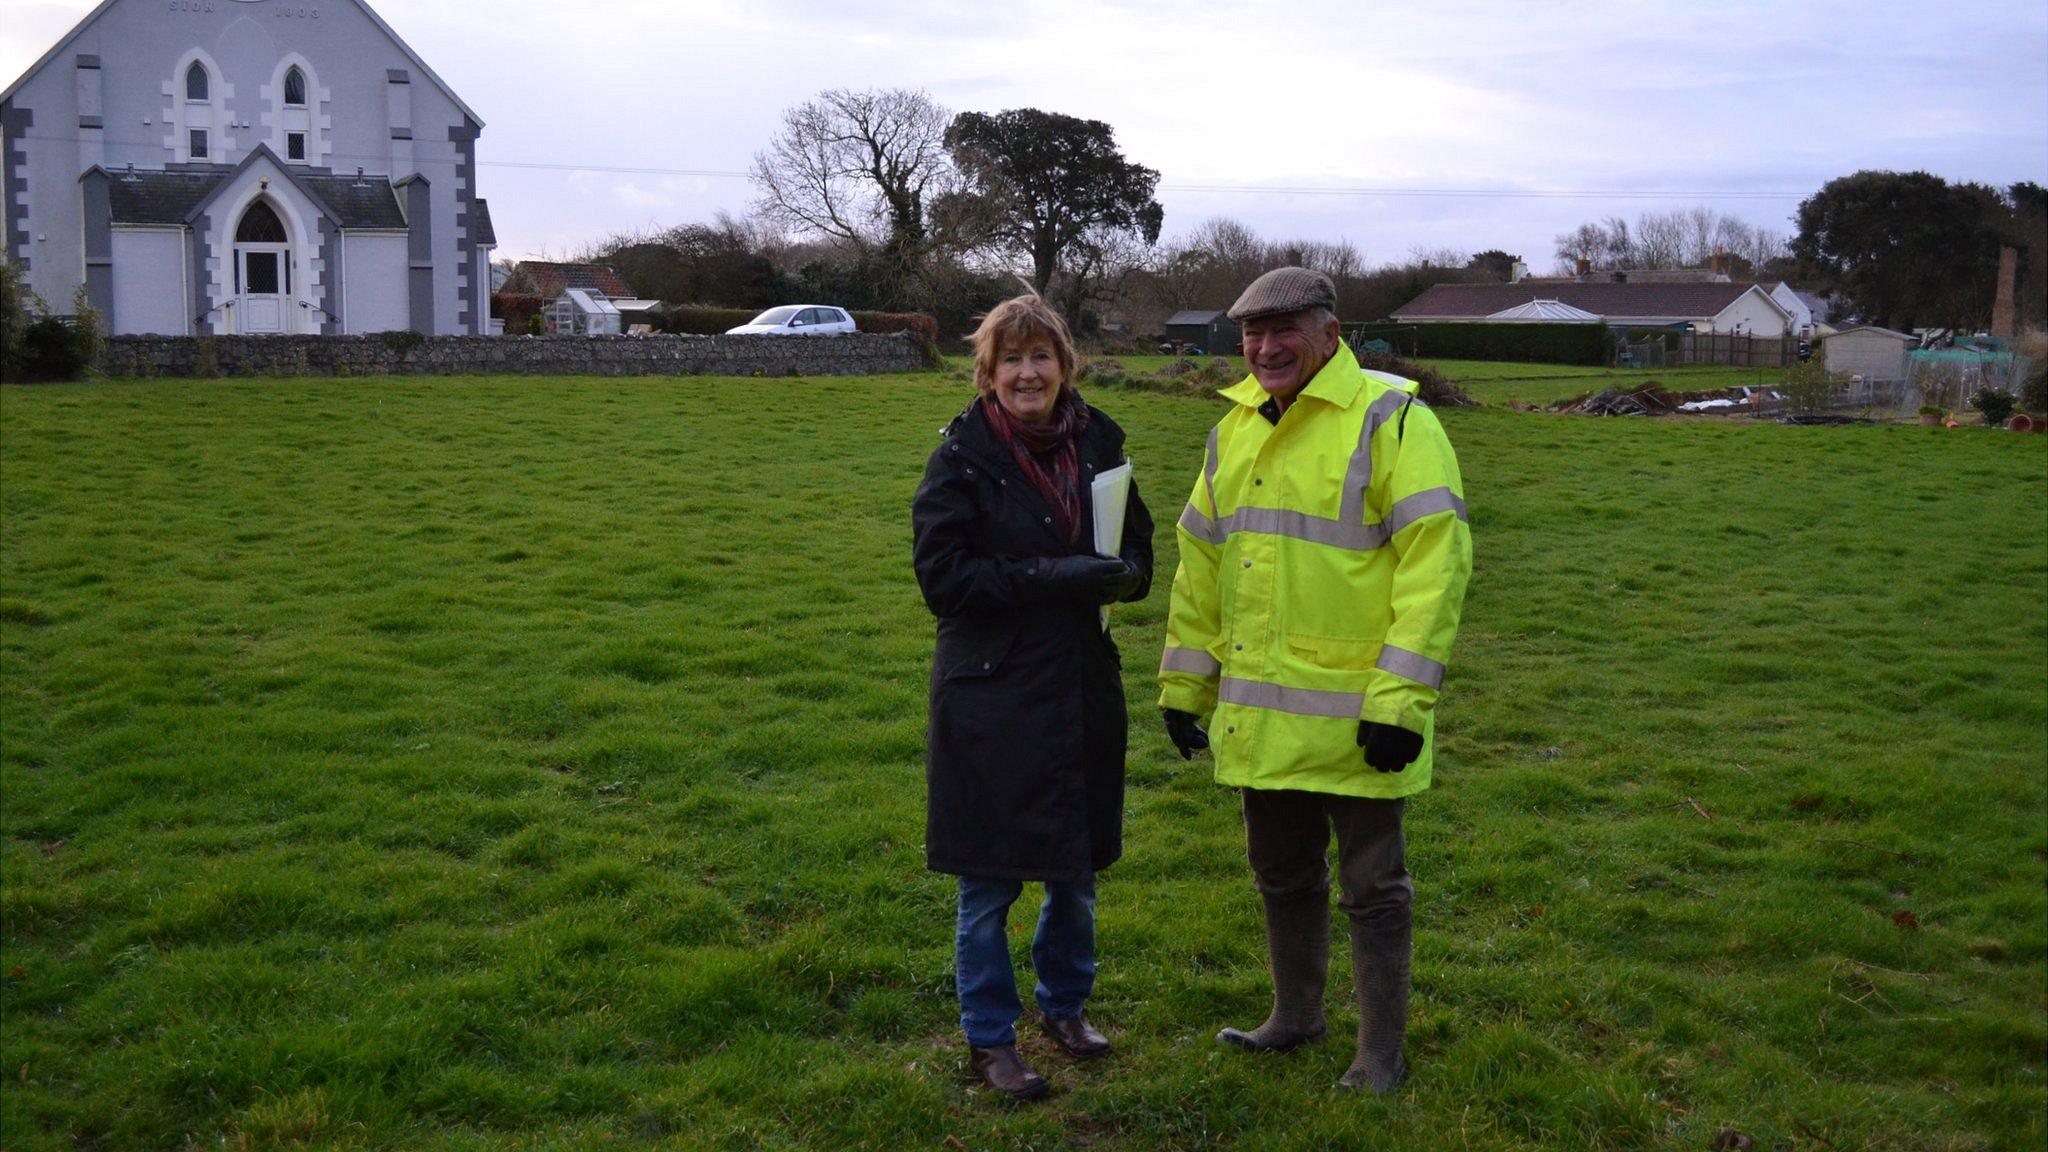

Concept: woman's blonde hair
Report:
left=970, top=295, right=1077, bottom=395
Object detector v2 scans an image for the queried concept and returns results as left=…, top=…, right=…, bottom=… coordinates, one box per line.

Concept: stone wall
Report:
left=94, top=332, right=933, bottom=379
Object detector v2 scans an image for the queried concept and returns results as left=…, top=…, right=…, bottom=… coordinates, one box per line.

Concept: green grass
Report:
left=3, top=375, right=2044, bottom=1150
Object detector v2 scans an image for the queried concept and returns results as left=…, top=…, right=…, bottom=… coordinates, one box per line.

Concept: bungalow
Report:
left=1392, top=282, right=1796, bottom=336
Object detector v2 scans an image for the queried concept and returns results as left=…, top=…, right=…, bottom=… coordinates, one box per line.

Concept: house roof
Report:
left=472, top=198, right=496, bottom=247
left=1164, top=310, right=1228, bottom=326
left=97, top=159, right=404, bottom=230
left=1393, top=281, right=1781, bottom=323
left=507, top=261, right=631, bottom=298
left=2, top=0, right=483, bottom=126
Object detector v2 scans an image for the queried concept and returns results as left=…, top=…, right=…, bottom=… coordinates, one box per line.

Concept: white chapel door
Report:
left=234, top=201, right=292, bottom=334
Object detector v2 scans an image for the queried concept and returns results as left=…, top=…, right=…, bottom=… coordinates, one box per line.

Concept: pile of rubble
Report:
left=1550, top=384, right=1781, bottom=417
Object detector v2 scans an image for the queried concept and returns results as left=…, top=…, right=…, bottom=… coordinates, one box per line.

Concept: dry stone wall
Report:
left=95, top=333, right=932, bottom=379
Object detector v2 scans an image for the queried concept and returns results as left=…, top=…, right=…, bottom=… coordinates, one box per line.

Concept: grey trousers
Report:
left=1241, top=789, right=1413, bottom=925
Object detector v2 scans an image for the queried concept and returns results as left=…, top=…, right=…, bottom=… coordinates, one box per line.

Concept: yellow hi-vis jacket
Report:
left=1158, top=343, right=1472, bottom=799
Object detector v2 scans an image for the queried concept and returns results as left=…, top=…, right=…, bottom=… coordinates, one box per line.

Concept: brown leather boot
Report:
left=1039, top=1013, right=1111, bottom=1059
left=969, top=1044, right=1050, bottom=1100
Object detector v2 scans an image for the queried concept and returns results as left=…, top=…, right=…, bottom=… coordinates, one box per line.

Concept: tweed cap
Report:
left=1227, top=266, right=1337, bottom=322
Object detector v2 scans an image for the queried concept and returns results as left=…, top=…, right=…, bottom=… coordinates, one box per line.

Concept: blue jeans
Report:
left=955, top=874, right=1097, bottom=1047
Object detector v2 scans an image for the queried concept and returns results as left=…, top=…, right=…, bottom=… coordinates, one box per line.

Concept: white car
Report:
left=725, top=305, right=857, bottom=336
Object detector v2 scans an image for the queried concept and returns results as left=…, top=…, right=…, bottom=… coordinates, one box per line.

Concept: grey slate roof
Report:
left=104, top=168, right=405, bottom=229
left=300, top=175, right=406, bottom=229
left=472, top=198, right=496, bottom=247
left=1392, top=281, right=1767, bottom=322
left=1164, top=309, right=1228, bottom=326
left=106, top=170, right=219, bottom=225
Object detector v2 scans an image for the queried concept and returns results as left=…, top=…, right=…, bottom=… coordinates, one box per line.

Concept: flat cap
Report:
left=1227, top=266, right=1337, bottom=322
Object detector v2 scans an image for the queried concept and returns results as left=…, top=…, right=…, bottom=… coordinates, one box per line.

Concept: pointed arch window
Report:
left=236, top=201, right=287, bottom=243
left=185, top=62, right=209, bottom=101
left=283, top=67, right=306, bottom=107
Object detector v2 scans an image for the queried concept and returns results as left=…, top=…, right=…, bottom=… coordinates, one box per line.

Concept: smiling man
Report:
left=1157, top=267, right=1472, bottom=1093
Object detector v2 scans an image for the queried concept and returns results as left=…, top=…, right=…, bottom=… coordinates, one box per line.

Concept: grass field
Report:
left=2, top=373, right=2044, bottom=1150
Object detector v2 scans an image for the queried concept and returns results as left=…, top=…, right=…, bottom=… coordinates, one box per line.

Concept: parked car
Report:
left=725, top=306, right=856, bottom=336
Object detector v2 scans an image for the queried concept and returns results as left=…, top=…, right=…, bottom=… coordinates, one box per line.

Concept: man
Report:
left=1157, top=267, right=1471, bottom=1093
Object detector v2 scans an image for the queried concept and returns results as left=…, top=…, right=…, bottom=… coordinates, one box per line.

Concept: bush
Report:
left=1780, top=345, right=1846, bottom=414
left=657, top=306, right=760, bottom=335
left=2020, top=361, right=2047, bottom=414
left=491, top=293, right=545, bottom=335
left=9, top=317, right=91, bottom=382
left=1971, top=387, right=2016, bottom=426
left=1344, top=321, right=1610, bottom=366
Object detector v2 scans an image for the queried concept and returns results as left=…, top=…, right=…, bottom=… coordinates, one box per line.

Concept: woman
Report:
left=911, top=296, right=1154, bottom=1101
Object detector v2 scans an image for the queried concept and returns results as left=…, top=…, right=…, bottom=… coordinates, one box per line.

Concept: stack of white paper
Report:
left=1091, top=462, right=1133, bottom=632
left=1091, top=462, right=1133, bottom=557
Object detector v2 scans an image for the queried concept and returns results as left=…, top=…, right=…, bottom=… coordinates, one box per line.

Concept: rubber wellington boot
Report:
left=1337, top=913, right=1410, bottom=1093
left=1218, top=891, right=1329, bottom=1052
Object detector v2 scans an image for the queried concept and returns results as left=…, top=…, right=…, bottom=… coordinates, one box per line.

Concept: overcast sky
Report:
left=6, top=0, right=2046, bottom=270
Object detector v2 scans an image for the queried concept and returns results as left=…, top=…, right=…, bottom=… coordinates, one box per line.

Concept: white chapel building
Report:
left=2, top=0, right=494, bottom=335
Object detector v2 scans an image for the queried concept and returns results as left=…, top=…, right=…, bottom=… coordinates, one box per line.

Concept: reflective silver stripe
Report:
left=1375, top=644, right=1446, bottom=689
left=1202, top=425, right=1220, bottom=524
left=1224, top=506, right=1389, bottom=551
left=1219, top=676, right=1363, bottom=719
left=1338, top=390, right=1414, bottom=525
left=1179, top=502, right=1223, bottom=544
left=1160, top=647, right=1222, bottom=676
left=1381, top=486, right=1468, bottom=538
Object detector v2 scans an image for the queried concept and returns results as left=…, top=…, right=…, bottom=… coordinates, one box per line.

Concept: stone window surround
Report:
left=260, top=53, right=330, bottom=169
left=162, top=48, right=232, bottom=165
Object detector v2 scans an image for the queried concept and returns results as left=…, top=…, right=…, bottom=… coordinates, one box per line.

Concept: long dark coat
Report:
left=911, top=396, right=1155, bottom=882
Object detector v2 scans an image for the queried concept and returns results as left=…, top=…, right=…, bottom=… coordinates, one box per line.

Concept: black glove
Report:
left=1037, top=555, right=1134, bottom=605
left=1358, top=721, right=1423, bottom=773
left=1105, top=558, right=1144, bottom=603
left=1163, top=708, right=1210, bottom=760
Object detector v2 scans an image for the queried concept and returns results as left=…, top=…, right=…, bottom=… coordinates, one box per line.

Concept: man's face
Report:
left=1240, top=310, right=1339, bottom=400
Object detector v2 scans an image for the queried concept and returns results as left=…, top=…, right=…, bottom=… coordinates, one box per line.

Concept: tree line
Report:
left=547, top=87, right=2045, bottom=339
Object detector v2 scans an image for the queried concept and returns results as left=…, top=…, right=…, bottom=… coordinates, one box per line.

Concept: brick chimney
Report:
left=1708, top=248, right=1728, bottom=278
left=1574, top=256, right=1591, bottom=278
left=1991, top=245, right=2019, bottom=338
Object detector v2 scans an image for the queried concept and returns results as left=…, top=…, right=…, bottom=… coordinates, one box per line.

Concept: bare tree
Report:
left=750, top=88, right=956, bottom=301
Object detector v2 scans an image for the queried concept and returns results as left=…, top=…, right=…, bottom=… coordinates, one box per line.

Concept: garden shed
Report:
left=1162, top=310, right=1239, bottom=355
left=1820, top=325, right=1912, bottom=385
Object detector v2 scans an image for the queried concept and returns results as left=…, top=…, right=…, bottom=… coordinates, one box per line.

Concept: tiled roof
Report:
left=472, top=198, right=496, bottom=247
left=1393, top=281, right=1766, bottom=322
left=1164, top=310, right=1228, bottom=326
left=105, top=168, right=405, bottom=229
left=505, top=261, right=631, bottom=298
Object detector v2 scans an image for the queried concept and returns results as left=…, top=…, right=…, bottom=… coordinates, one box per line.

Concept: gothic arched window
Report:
left=283, top=67, right=306, bottom=106
left=185, top=62, right=209, bottom=101
left=236, top=201, right=287, bottom=243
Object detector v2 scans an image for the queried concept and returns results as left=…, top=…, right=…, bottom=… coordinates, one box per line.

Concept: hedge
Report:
left=1343, top=321, right=1612, bottom=366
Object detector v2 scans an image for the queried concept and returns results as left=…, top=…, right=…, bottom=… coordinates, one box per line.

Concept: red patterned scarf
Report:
left=982, top=390, right=1091, bottom=544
